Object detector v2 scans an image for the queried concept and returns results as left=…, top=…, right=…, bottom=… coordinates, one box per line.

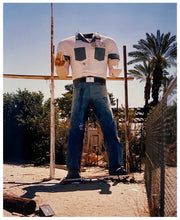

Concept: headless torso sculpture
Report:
left=55, top=32, right=127, bottom=179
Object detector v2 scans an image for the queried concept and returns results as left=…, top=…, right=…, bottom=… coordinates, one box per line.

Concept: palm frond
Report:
left=128, top=61, right=153, bottom=82
left=128, top=69, right=145, bottom=82
left=128, top=51, right=149, bottom=65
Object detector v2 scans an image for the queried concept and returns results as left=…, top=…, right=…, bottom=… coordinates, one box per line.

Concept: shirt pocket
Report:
left=74, top=47, right=86, bottom=61
left=94, top=47, right=105, bottom=61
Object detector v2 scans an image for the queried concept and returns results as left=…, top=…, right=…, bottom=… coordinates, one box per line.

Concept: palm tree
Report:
left=128, top=61, right=153, bottom=108
left=128, top=30, right=177, bottom=106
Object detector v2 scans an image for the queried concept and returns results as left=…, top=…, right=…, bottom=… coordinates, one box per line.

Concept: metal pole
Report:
left=116, top=99, right=119, bottom=130
left=116, top=98, right=119, bottom=110
left=123, top=45, right=130, bottom=173
left=50, top=3, right=55, bottom=178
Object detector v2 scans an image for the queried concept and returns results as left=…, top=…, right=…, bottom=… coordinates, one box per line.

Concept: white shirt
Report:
left=57, top=32, right=120, bottom=80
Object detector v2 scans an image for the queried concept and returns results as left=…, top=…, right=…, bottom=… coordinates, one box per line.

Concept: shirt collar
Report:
left=75, top=32, right=101, bottom=43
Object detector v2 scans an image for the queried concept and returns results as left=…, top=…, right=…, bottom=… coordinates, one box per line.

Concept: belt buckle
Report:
left=86, top=76, right=94, bottom=83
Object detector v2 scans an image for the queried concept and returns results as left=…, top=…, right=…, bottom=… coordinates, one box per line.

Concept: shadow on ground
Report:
left=4, top=179, right=112, bottom=199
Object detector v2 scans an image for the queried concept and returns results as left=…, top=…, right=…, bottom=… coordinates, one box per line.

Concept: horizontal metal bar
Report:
left=3, top=74, right=134, bottom=81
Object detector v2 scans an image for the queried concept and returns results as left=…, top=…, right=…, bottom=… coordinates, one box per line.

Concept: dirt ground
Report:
left=3, top=163, right=150, bottom=217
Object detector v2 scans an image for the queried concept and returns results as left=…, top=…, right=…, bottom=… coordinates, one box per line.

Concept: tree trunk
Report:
left=152, top=65, right=163, bottom=106
left=3, top=193, right=36, bottom=215
left=144, top=76, right=151, bottom=107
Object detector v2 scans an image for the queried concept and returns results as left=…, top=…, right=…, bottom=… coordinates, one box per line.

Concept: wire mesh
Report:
left=144, top=77, right=177, bottom=217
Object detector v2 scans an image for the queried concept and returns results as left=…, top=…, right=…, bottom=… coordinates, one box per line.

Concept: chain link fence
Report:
left=144, top=77, right=177, bottom=216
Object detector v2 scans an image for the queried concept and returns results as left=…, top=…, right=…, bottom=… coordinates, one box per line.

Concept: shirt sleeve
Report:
left=57, top=40, right=71, bottom=61
left=107, top=38, right=120, bottom=60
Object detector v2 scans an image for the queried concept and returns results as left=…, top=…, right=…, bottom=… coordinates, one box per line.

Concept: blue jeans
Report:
left=66, top=80, right=122, bottom=170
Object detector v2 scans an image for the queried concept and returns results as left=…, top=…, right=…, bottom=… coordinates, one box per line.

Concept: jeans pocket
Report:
left=94, top=47, right=105, bottom=61
left=74, top=47, right=86, bottom=61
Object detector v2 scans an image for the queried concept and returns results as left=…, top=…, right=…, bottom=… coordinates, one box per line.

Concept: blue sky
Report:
left=2, top=1, right=177, bottom=107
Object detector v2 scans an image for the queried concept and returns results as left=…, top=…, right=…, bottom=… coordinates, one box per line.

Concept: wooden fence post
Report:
left=50, top=3, right=55, bottom=178
left=123, top=45, right=130, bottom=173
